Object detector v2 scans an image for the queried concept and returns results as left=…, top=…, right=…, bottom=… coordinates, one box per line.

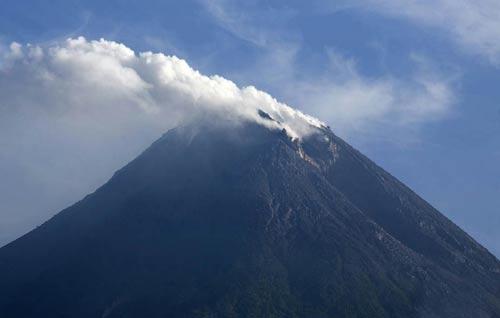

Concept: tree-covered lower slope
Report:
left=0, top=120, right=499, bottom=318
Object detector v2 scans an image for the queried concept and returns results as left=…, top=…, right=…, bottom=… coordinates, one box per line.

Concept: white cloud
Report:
left=0, top=37, right=323, bottom=247
left=0, top=37, right=322, bottom=139
left=344, top=0, right=500, bottom=65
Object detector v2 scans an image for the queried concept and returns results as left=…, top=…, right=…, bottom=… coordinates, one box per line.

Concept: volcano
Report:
left=0, top=115, right=499, bottom=318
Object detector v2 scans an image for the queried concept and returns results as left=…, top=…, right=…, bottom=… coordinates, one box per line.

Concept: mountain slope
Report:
left=0, top=119, right=498, bottom=318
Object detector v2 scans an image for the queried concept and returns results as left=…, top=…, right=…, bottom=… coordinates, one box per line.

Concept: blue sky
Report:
left=0, top=0, right=499, bottom=257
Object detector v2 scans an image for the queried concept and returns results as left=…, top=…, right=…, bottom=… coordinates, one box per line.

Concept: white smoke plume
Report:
left=0, top=37, right=323, bottom=139
left=0, top=37, right=323, bottom=246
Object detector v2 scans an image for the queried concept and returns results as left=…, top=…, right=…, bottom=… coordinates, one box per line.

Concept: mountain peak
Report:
left=0, top=122, right=498, bottom=318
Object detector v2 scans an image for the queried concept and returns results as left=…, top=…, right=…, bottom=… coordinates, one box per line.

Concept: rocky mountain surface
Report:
left=0, top=115, right=498, bottom=317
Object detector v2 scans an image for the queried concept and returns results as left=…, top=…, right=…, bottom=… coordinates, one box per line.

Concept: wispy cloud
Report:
left=201, top=0, right=297, bottom=48
left=290, top=51, right=456, bottom=134
left=201, top=0, right=458, bottom=140
left=336, top=0, right=500, bottom=65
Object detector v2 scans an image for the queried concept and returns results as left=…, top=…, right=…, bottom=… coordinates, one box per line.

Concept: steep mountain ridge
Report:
left=0, top=120, right=498, bottom=318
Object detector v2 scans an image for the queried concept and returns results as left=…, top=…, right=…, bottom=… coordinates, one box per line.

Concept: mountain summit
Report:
left=0, top=117, right=499, bottom=318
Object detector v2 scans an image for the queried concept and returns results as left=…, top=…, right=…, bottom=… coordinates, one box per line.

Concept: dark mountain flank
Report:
left=0, top=119, right=499, bottom=318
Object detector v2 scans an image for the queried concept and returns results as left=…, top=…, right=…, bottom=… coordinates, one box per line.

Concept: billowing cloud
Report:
left=0, top=37, right=323, bottom=247
left=0, top=37, right=322, bottom=139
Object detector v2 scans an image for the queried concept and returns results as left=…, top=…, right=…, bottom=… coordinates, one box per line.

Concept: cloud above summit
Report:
left=0, top=37, right=324, bottom=246
left=0, top=37, right=321, bottom=139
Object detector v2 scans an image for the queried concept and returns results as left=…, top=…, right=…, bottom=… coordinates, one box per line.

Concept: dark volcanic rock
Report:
left=0, top=121, right=498, bottom=318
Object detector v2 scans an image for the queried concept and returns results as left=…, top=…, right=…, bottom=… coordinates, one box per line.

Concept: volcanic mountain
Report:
left=0, top=114, right=499, bottom=318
